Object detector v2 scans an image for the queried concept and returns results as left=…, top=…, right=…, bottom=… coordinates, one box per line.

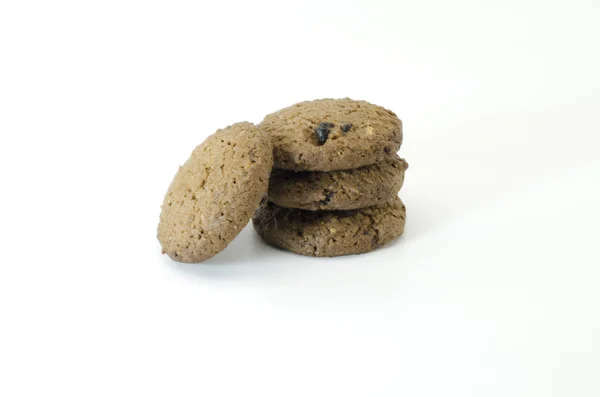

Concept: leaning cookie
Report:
left=252, top=197, right=406, bottom=257
left=268, top=156, right=408, bottom=211
left=258, top=98, right=402, bottom=171
left=157, top=122, right=273, bottom=263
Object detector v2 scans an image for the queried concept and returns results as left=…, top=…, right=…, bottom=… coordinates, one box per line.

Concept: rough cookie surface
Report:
left=269, top=156, right=408, bottom=210
left=258, top=98, right=403, bottom=171
left=157, top=122, right=273, bottom=263
left=252, top=197, right=406, bottom=257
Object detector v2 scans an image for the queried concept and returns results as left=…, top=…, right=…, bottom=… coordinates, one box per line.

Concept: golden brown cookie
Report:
left=268, top=156, right=408, bottom=210
left=252, top=197, right=406, bottom=257
left=258, top=98, right=402, bottom=171
left=157, top=122, right=273, bottom=263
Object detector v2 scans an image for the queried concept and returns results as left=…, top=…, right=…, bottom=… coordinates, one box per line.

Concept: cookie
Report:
left=252, top=197, right=406, bottom=257
left=268, top=156, right=408, bottom=211
left=157, top=122, right=273, bottom=263
left=258, top=98, right=402, bottom=171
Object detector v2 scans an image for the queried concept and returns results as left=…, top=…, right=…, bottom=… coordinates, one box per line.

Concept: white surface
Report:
left=1, top=1, right=600, bottom=396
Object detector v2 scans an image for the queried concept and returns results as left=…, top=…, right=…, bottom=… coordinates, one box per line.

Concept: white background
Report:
left=1, top=0, right=599, bottom=396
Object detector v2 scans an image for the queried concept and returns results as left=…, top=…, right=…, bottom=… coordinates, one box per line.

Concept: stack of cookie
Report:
left=157, top=98, right=407, bottom=263
left=253, top=98, right=408, bottom=257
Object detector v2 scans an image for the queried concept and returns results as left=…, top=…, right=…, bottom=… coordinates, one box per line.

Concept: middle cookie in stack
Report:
left=268, top=155, right=408, bottom=211
left=253, top=98, right=408, bottom=257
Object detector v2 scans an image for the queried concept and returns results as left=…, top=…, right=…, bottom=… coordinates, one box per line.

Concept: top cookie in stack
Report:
left=253, top=98, right=408, bottom=257
left=259, top=98, right=403, bottom=172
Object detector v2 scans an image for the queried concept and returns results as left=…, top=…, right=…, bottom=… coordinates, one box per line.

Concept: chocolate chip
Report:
left=384, top=147, right=391, bottom=154
left=318, top=191, right=334, bottom=205
left=315, top=122, right=334, bottom=145
left=341, top=123, right=353, bottom=133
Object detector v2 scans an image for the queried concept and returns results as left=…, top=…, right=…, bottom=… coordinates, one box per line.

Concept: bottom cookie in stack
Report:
left=252, top=196, right=406, bottom=257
